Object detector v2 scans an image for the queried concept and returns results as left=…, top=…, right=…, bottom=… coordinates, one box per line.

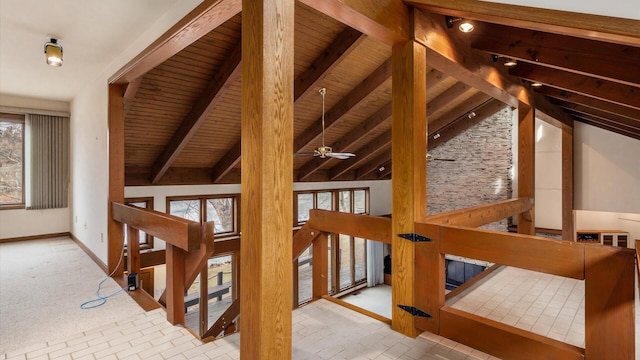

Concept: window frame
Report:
left=0, top=113, right=26, bottom=210
left=124, top=197, right=154, bottom=250
left=166, top=193, right=240, bottom=239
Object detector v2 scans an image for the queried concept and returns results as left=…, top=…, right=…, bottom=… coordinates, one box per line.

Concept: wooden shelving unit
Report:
left=576, top=230, right=630, bottom=248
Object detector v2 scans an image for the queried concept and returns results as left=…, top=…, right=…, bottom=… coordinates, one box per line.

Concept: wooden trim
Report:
left=109, top=0, right=242, bottom=84
left=108, top=84, right=126, bottom=276
left=445, top=264, right=502, bottom=301
left=537, top=87, right=640, bottom=121
left=440, top=306, right=584, bottom=360
left=70, top=232, right=108, bottom=273
left=584, top=245, right=635, bottom=359
left=434, top=225, right=585, bottom=279
left=307, top=209, right=391, bottom=244
left=406, top=0, right=640, bottom=47
left=636, top=240, right=640, bottom=295
left=517, top=102, right=535, bottom=235
left=424, top=198, right=532, bottom=228
left=322, top=295, right=391, bottom=325
left=297, top=0, right=409, bottom=45
left=0, top=232, right=71, bottom=244
left=329, top=130, right=392, bottom=179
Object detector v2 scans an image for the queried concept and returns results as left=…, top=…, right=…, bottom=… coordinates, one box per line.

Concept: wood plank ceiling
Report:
left=123, top=2, right=640, bottom=186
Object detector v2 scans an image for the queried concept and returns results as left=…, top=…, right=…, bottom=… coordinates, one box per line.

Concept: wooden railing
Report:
left=414, top=198, right=635, bottom=360
left=111, top=202, right=215, bottom=326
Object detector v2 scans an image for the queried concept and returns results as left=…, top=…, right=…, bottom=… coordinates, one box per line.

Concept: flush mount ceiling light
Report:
left=44, top=38, right=63, bottom=67
left=446, top=16, right=474, bottom=33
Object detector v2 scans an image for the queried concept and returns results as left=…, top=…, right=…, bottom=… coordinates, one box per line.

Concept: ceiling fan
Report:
left=299, top=88, right=355, bottom=160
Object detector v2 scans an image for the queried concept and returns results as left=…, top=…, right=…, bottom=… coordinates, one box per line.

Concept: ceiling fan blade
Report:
left=328, top=152, right=356, bottom=160
left=295, top=152, right=315, bottom=157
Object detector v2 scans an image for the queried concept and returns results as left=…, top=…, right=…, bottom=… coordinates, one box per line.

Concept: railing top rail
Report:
left=424, top=198, right=533, bottom=228
left=112, top=201, right=205, bottom=251
left=307, top=209, right=392, bottom=244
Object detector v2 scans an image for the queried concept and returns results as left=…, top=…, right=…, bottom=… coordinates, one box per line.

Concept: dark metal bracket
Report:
left=398, top=233, right=432, bottom=242
left=397, top=305, right=432, bottom=318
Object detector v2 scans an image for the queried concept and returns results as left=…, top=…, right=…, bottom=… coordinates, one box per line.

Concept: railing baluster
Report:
left=126, top=225, right=141, bottom=281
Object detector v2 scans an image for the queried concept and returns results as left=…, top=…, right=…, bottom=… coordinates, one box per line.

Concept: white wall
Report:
left=0, top=94, right=71, bottom=239
left=485, top=0, right=640, bottom=20
left=70, top=1, right=203, bottom=262
left=534, top=118, right=562, bottom=230
left=574, top=122, right=640, bottom=214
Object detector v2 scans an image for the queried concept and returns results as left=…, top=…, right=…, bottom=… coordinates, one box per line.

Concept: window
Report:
left=0, top=114, right=25, bottom=208
left=168, top=194, right=239, bottom=237
left=124, top=197, right=154, bottom=249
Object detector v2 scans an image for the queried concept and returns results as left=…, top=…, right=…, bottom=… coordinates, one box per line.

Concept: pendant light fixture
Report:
left=44, top=38, right=63, bottom=67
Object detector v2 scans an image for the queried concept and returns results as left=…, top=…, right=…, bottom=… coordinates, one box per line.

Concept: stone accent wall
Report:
left=427, top=106, right=513, bottom=231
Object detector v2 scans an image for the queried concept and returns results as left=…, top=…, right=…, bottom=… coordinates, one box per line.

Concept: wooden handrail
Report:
left=292, top=223, right=321, bottom=259
left=423, top=197, right=533, bottom=228
left=307, top=209, right=392, bottom=243
left=112, top=202, right=202, bottom=251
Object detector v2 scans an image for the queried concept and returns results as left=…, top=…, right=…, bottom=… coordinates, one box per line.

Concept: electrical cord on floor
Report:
left=80, top=243, right=126, bottom=309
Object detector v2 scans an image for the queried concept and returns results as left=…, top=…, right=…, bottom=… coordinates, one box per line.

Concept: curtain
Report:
left=27, top=114, right=69, bottom=209
left=366, top=240, right=384, bottom=287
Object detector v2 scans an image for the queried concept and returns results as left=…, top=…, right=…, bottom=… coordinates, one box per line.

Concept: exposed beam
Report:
left=531, top=92, right=574, bottom=130
left=556, top=101, right=640, bottom=131
left=298, top=0, right=409, bottom=45
left=537, top=87, right=640, bottom=121
left=123, top=77, right=142, bottom=114
left=471, top=23, right=640, bottom=87
left=294, top=59, right=392, bottom=152
left=107, top=85, right=126, bottom=277
left=110, top=0, right=242, bottom=84
left=329, top=130, right=391, bottom=180
left=428, top=91, right=491, bottom=133
left=561, top=124, right=574, bottom=241
left=413, top=10, right=530, bottom=108
left=294, top=27, right=365, bottom=100
left=406, top=0, right=640, bottom=47
left=427, top=81, right=471, bottom=116
left=570, top=113, right=640, bottom=141
left=518, top=102, right=535, bottom=235
left=355, top=150, right=391, bottom=179
left=150, top=42, right=242, bottom=184
left=429, top=99, right=506, bottom=149
left=240, top=0, right=294, bottom=357
left=211, top=27, right=366, bottom=183
left=297, top=102, right=391, bottom=180
left=509, top=62, right=640, bottom=110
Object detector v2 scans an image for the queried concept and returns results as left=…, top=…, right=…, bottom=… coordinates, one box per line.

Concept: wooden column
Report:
left=561, top=123, right=574, bottom=240
left=517, top=102, right=535, bottom=235
left=312, top=233, right=329, bottom=299
left=240, top=0, right=294, bottom=358
left=391, top=40, right=427, bottom=337
left=108, top=84, right=125, bottom=276
left=585, top=245, right=635, bottom=358
left=166, top=244, right=186, bottom=325
left=126, top=226, right=140, bottom=276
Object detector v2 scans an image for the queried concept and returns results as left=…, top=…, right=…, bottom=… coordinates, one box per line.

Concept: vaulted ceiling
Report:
left=118, top=1, right=640, bottom=186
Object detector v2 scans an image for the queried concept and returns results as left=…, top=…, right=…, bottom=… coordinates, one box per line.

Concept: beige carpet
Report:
left=0, top=237, right=145, bottom=355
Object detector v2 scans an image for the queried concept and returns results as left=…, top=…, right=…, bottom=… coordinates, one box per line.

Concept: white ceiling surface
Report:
left=0, top=0, right=180, bottom=102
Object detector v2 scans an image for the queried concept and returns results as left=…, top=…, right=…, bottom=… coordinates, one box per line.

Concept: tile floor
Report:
left=1, top=300, right=501, bottom=360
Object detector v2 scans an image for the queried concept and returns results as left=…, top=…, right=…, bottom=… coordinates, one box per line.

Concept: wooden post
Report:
left=199, top=266, right=208, bottom=335
left=391, top=40, right=427, bottom=337
left=166, top=244, right=186, bottom=325
left=313, top=233, right=329, bottom=299
left=126, top=225, right=141, bottom=276
left=108, top=84, right=125, bottom=276
left=517, top=102, right=535, bottom=235
left=585, top=245, right=635, bottom=358
left=561, top=124, right=574, bottom=240
left=240, top=0, right=294, bottom=357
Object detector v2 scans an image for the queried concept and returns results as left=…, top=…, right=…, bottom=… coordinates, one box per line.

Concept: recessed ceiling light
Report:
left=504, top=58, right=517, bottom=67
left=446, top=16, right=474, bottom=33
left=531, top=82, right=543, bottom=88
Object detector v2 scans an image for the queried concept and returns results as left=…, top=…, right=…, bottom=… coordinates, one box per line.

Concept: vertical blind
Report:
left=28, top=114, right=69, bottom=209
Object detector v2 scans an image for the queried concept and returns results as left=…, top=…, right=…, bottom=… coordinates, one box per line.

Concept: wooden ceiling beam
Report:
left=211, top=27, right=367, bottom=183
left=471, top=23, right=640, bottom=87
left=536, top=87, right=640, bottom=121
left=406, top=0, right=640, bottom=47
left=110, top=0, right=242, bottom=84
left=510, top=62, right=640, bottom=110
left=413, top=10, right=530, bottom=108
left=427, top=81, right=471, bottom=116
left=329, top=130, right=391, bottom=180
left=294, top=27, right=365, bottom=100
left=296, top=102, right=391, bottom=181
left=531, top=92, right=574, bottom=130
left=298, top=0, right=409, bottom=45
left=557, top=102, right=640, bottom=131
left=123, top=77, right=142, bottom=115
left=293, top=59, right=391, bottom=152
left=150, top=42, right=242, bottom=184
left=355, top=151, right=391, bottom=180
left=428, top=99, right=506, bottom=149
left=572, top=114, right=640, bottom=141
left=428, top=91, right=491, bottom=133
